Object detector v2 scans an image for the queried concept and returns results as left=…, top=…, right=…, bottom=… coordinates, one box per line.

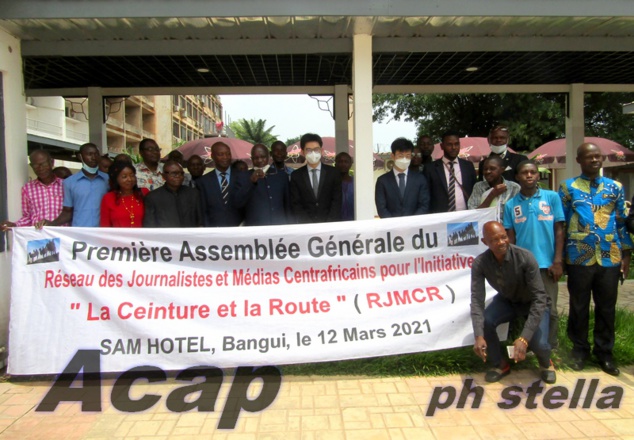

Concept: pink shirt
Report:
left=15, top=177, right=66, bottom=227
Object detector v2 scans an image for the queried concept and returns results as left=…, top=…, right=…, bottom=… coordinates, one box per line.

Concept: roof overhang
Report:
left=1, top=2, right=633, bottom=92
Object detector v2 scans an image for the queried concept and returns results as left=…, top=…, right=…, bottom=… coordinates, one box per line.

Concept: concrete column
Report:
left=0, top=28, right=27, bottom=352
left=334, top=84, right=349, bottom=155
left=87, top=87, right=107, bottom=153
left=352, top=34, right=374, bottom=220
left=563, top=83, right=585, bottom=183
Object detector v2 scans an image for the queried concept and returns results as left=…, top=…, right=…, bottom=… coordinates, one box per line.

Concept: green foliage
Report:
left=228, top=118, right=279, bottom=146
left=285, top=136, right=301, bottom=146
left=373, top=92, right=634, bottom=152
left=124, top=145, right=142, bottom=164
left=281, top=309, right=634, bottom=377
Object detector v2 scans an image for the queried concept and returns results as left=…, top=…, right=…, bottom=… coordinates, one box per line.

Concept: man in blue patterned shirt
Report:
left=558, top=143, right=632, bottom=376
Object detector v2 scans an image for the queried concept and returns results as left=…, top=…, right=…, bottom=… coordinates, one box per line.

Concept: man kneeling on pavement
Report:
left=470, top=221, right=556, bottom=384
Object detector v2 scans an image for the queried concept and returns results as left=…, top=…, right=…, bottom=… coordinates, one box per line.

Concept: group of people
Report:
left=471, top=142, right=631, bottom=386
left=2, top=127, right=631, bottom=386
left=375, top=125, right=524, bottom=219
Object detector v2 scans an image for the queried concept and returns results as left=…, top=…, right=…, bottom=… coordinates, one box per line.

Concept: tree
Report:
left=228, top=118, right=278, bottom=146
left=285, top=136, right=301, bottom=146
left=373, top=92, right=634, bottom=151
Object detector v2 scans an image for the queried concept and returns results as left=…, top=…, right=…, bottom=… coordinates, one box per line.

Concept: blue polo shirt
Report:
left=503, top=188, right=564, bottom=269
left=63, top=170, right=109, bottom=227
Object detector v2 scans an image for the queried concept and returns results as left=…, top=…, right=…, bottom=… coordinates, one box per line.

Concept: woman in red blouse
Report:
left=100, top=161, right=149, bottom=227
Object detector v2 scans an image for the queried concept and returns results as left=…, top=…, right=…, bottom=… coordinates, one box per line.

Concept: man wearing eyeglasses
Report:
left=135, top=138, right=165, bottom=191
left=290, top=133, right=342, bottom=223
left=143, top=160, right=202, bottom=227
left=478, top=126, right=528, bottom=183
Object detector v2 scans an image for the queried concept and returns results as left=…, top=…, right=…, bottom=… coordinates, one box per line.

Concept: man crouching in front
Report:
left=470, top=221, right=556, bottom=384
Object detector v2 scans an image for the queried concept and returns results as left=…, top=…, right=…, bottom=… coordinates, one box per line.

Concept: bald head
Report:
left=576, top=142, right=603, bottom=178
left=481, top=221, right=509, bottom=261
left=577, top=142, right=600, bottom=158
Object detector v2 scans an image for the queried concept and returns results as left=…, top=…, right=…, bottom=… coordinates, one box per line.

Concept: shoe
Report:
left=569, top=357, right=585, bottom=371
left=540, top=360, right=557, bottom=384
left=598, top=360, right=620, bottom=376
left=485, top=365, right=510, bottom=383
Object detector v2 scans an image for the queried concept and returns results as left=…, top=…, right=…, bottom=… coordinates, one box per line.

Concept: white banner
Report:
left=9, top=209, right=496, bottom=375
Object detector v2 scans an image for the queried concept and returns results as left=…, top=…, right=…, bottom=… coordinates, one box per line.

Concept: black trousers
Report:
left=566, top=264, right=620, bottom=362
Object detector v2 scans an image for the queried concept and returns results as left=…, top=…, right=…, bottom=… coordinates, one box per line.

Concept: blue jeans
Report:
left=483, top=294, right=551, bottom=368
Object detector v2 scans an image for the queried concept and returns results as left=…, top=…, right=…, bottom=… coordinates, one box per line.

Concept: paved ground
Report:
left=0, top=281, right=632, bottom=440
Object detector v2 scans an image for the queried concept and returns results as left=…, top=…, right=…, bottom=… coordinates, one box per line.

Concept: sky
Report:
left=219, top=94, right=417, bottom=153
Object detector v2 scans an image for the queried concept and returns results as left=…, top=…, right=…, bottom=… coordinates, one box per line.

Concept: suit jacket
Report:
left=290, top=163, right=342, bottom=223
left=424, top=158, right=477, bottom=213
left=478, top=151, right=529, bottom=183
left=375, top=170, right=430, bottom=218
left=233, top=168, right=291, bottom=226
left=197, top=169, right=249, bottom=227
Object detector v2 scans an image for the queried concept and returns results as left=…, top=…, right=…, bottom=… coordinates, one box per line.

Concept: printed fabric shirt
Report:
left=15, top=177, right=66, bottom=226
left=558, top=175, right=633, bottom=267
left=135, top=162, right=164, bottom=191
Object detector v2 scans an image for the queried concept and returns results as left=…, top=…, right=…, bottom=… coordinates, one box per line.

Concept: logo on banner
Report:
left=27, top=238, right=60, bottom=265
left=447, top=222, right=479, bottom=247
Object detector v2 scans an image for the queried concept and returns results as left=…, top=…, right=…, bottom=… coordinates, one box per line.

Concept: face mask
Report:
left=490, top=144, right=507, bottom=155
left=254, top=164, right=270, bottom=174
left=394, top=157, right=411, bottom=170
left=306, top=151, right=322, bottom=165
left=82, top=162, right=100, bottom=174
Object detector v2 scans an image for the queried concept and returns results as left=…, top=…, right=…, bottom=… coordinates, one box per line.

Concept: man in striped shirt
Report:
left=1, top=150, right=66, bottom=231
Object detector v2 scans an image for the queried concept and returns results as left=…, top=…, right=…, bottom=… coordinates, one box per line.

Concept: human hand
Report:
left=473, top=336, right=487, bottom=362
left=34, top=220, right=49, bottom=230
left=512, top=337, right=528, bottom=362
left=0, top=221, right=15, bottom=232
left=491, top=184, right=507, bottom=197
left=548, top=261, right=563, bottom=281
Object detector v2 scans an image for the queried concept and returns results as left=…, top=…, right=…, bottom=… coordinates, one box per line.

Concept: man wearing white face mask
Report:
left=290, top=133, right=342, bottom=223
left=478, top=125, right=528, bottom=183
left=375, top=137, right=430, bottom=218
left=233, top=144, right=291, bottom=226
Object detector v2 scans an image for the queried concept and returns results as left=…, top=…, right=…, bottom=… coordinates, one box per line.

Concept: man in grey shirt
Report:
left=470, top=221, right=554, bottom=383
left=144, top=160, right=202, bottom=227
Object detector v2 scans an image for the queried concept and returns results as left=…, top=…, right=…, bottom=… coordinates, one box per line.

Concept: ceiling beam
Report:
left=26, top=85, right=342, bottom=97
left=22, top=35, right=634, bottom=58
left=21, top=39, right=352, bottom=57
left=1, top=0, right=632, bottom=19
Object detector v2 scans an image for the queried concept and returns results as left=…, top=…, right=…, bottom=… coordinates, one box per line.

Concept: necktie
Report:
left=398, top=173, right=405, bottom=199
left=220, top=172, right=229, bottom=205
left=447, top=162, right=456, bottom=212
left=311, top=168, right=319, bottom=198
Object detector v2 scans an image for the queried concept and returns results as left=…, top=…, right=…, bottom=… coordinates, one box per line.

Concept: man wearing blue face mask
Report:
left=289, top=133, right=342, bottom=223
left=36, top=143, right=109, bottom=227
left=375, top=137, right=430, bottom=218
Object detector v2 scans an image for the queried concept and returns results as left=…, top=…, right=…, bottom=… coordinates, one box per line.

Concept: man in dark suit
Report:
left=424, top=131, right=477, bottom=213
left=478, top=125, right=528, bottom=183
left=234, top=144, right=291, bottom=226
left=375, top=137, right=430, bottom=218
left=290, top=133, right=342, bottom=223
left=197, top=141, right=249, bottom=227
